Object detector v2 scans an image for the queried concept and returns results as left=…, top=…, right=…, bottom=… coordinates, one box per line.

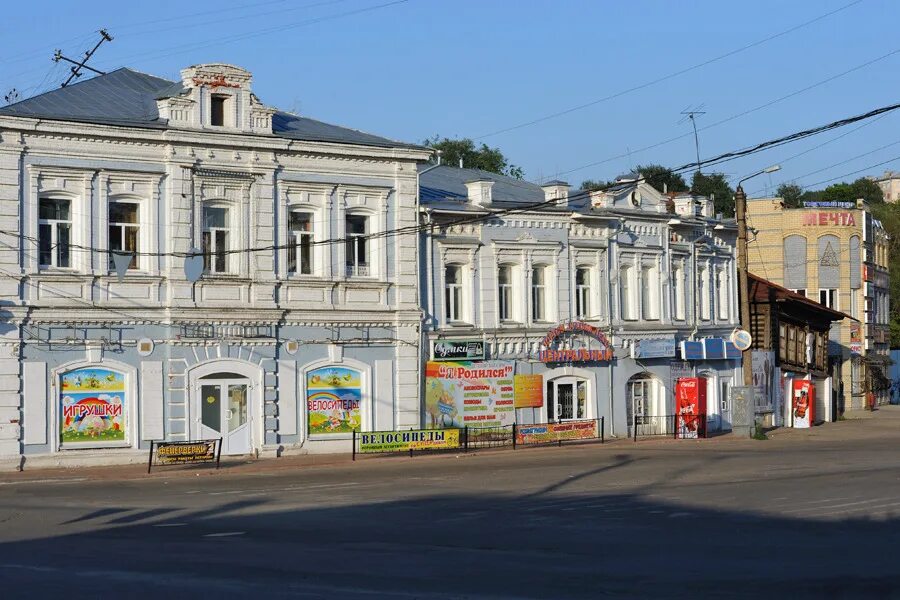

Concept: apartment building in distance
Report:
left=746, top=199, right=890, bottom=412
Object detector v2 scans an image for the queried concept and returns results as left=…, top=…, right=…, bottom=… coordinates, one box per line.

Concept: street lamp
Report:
left=734, top=164, right=781, bottom=387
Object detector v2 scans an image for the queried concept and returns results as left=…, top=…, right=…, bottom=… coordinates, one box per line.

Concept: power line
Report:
left=53, top=30, right=113, bottom=87
left=473, top=0, right=862, bottom=140
left=5, top=98, right=900, bottom=261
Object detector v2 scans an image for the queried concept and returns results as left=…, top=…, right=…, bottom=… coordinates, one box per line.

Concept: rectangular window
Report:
left=621, top=265, right=636, bottom=320
left=532, top=266, right=546, bottom=322
left=288, top=211, right=313, bottom=275
left=202, top=206, right=229, bottom=274
left=498, top=265, right=513, bottom=322
left=575, top=267, right=591, bottom=320
left=38, top=198, right=72, bottom=268
left=778, top=323, right=787, bottom=362
left=818, top=288, right=838, bottom=310
left=445, top=265, right=463, bottom=322
left=700, top=268, right=711, bottom=321
left=641, top=266, right=659, bottom=320
left=793, top=289, right=806, bottom=297
left=210, top=95, right=226, bottom=126
left=108, top=201, right=139, bottom=270
left=673, top=266, right=686, bottom=320
left=345, top=215, right=369, bottom=277
left=717, top=268, right=729, bottom=320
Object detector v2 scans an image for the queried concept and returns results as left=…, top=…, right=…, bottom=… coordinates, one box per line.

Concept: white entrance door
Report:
left=719, top=377, right=733, bottom=431
left=703, top=374, right=721, bottom=432
left=548, top=378, right=587, bottom=421
left=197, top=375, right=251, bottom=455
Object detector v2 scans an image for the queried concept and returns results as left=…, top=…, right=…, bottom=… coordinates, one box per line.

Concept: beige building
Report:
left=746, top=199, right=890, bottom=412
left=870, top=171, right=900, bottom=203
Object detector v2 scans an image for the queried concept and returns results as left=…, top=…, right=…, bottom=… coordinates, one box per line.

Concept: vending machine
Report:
left=791, top=380, right=815, bottom=428
left=675, top=377, right=707, bottom=439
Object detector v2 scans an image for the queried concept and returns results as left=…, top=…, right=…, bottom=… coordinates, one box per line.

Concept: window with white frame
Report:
left=641, top=265, right=659, bottom=320
left=288, top=211, right=314, bottom=275
left=498, top=264, right=514, bottom=322
left=620, top=264, right=637, bottom=320
left=532, top=266, right=547, bottom=322
left=575, top=267, right=591, bottom=320
left=38, top=198, right=72, bottom=268
left=345, top=214, right=369, bottom=277
left=717, top=267, right=729, bottom=320
left=202, top=205, right=230, bottom=274
left=108, top=201, right=140, bottom=271
left=819, top=288, right=838, bottom=310
left=673, top=264, right=686, bottom=320
left=445, top=264, right=464, bottom=322
left=699, top=266, right=711, bottom=320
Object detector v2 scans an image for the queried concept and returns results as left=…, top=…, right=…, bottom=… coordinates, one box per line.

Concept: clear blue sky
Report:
left=2, top=0, right=898, bottom=195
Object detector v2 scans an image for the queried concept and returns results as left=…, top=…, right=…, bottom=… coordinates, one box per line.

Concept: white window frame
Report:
left=699, top=266, right=711, bottom=321
left=575, top=267, right=591, bottom=320
left=288, top=209, right=316, bottom=276
left=345, top=213, right=370, bottom=278
left=498, top=264, right=515, bottom=323
left=620, top=264, right=638, bottom=321
left=641, top=265, right=660, bottom=320
left=717, top=267, right=730, bottom=321
left=38, top=197, right=73, bottom=269
left=673, top=263, right=686, bottom=321
left=547, top=376, right=589, bottom=422
left=531, top=265, right=548, bottom=322
left=818, top=288, right=839, bottom=310
left=202, top=204, right=231, bottom=275
left=108, top=199, right=143, bottom=272
left=444, top=264, right=466, bottom=323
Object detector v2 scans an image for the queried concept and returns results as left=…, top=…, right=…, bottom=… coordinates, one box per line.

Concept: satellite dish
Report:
left=111, top=251, right=133, bottom=283
left=184, top=247, right=204, bottom=283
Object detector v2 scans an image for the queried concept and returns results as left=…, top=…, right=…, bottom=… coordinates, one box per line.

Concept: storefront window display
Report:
left=306, top=366, right=362, bottom=435
left=59, top=367, right=127, bottom=447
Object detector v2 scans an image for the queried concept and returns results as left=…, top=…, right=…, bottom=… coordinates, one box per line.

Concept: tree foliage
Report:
left=777, top=182, right=804, bottom=208
left=691, top=171, right=735, bottom=216
left=580, top=179, right=610, bottom=191
left=423, top=136, right=524, bottom=179
left=635, top=164, right=688, bottom=195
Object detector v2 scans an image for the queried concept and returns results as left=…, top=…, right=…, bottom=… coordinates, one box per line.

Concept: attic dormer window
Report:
left=210, top=94, right=227, bottom=126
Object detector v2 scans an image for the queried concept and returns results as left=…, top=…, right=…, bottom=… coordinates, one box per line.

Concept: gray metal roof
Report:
left=0, top=68, right=422, bottom=150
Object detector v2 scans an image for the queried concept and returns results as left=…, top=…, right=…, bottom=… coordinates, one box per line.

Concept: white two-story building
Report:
left=0, top=63, right=430, bottom=468
left=419, top=167, right=741, bottom=437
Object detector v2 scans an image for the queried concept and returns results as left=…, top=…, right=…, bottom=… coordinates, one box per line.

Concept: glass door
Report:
left=197, top=375, right=251, bottom=455
left=548, top=378, right=588, bottom=421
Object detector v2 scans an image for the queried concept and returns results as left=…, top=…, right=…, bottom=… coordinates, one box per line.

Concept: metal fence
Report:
left=514, top=418, right=604, bottom=448
left=632, top=415, right=705, bottom=440
left=464, top=425, right=514, bottom=449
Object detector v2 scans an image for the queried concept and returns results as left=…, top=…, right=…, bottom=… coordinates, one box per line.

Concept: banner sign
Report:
left=148, top=439, right=221, bottom=473
left=60, top=367, right=127, bottom=448
left=538, top=321, right=614, bottom=363
left=307, top=366, right=362, bottom=435
left=359, top=429, right=460, bottom=453
left=703, top=338, right=726, bottom=360
left=632, top=338, right=676, bottom=359
left=425, top=361, right=515, bottom=428
left=432, top=340, right=485, bottom=361
left=513, top=374, right=544, bottom=408
left=802, top=201, right=855, bottom=209
left=680, top=341, right=704, bottom=361
left=515, top=420, right=598, bottom=445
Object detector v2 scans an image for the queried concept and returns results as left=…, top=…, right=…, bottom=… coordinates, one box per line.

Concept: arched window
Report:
left=306, top=366, right=362, bottom=435
left=783, top=234, right=807, bottom=293
left=59, top=366, right=127, bottom=448
left=345, top=213, right=369, bottom=277
left=532, top=266, right=547, bottom=322
left=39, top=197, right=72, bottom=268
left=202, top=205, right=230, bottom=274
left=717, top=267, right=729, bottom=320
left=288, top=210, right=314, bottom=275
left=699, top=266, right=711, bottom=321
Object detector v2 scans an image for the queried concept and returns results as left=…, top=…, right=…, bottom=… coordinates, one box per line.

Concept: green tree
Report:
left=777, top=182, right=804, bottom=208
left=423, top=136, right=524, bottom=179
left=580, top=179, right=610, bottom=191
left=818, top=178, right=883, bottom=204
left=691, top=171, right=735, bottom=216
left=635, top=164, right=688, bottom=195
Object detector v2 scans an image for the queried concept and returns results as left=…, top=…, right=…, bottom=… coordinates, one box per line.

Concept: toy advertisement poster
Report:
left=60, top=367, right=126, bottom=447
left=425, top=361, right=515, bottom=428
left=307, top=366, right=362, bottom=435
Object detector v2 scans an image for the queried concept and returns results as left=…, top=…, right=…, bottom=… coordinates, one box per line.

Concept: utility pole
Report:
left=679, top=105, right=706, bottom=174
left=735, top=165, right=781, bottom=388
left=53, top=29, right=113, bottom=87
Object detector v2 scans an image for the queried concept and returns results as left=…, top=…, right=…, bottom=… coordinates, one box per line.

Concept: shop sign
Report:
left=680, top=341, right=704, bottom=361
left=515, top=420, right=598, bottom=445
left=359, top=429, right=460, bottom=453
left=148, top=439, right=221, bottom=473
left=306, top=366, right=362, bottom=435
left=670, top=360, right=693, bottom=392
left=704, top=338, right=726, bottom=360
left=432, top=339, right=485, bottom=361
left=424, top=361, right=515, bottom=428
left=538, top=321, right=614, bottom=363
left=632, top=338, right=676, bottom=359
left=724, top=341, right=741, bottom=359
left=802, top=201, right=855, bottom=209
left=60, top=367, right=127, bottom=447
left=513, top=374, right=543, bottom=408
left=801, top=212, right=856, bottom=226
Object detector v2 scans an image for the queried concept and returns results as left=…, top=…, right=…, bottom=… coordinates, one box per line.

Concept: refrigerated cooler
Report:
left=675, top=377, right=707, bottom=439
left=792, top=379, right=815, bottom=428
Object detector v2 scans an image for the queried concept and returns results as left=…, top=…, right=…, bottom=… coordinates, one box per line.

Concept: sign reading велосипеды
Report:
left=359, top=429, right=460, bottom=453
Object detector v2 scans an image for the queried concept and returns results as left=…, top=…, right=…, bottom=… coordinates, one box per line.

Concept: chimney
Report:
left=464, top=178, right=494, bottom=206
left=540, top=180, right=570, bottom=207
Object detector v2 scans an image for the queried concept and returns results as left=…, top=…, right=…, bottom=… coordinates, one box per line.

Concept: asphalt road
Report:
left=2, top=410, right=900, bottom=599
